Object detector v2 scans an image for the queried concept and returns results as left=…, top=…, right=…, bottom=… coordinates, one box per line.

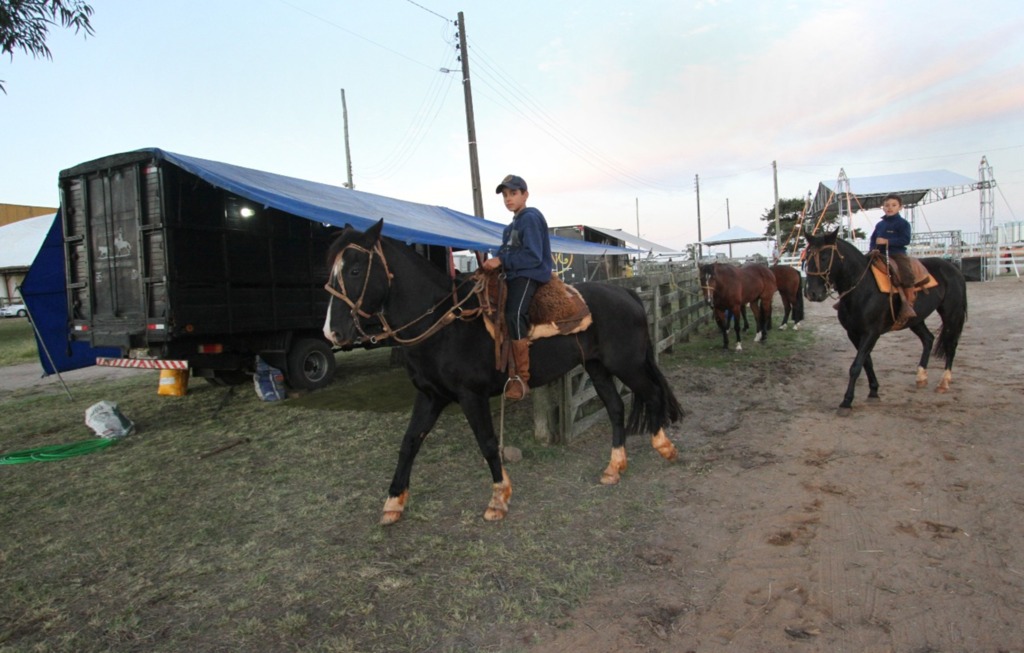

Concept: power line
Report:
left=467, top=38, right=682, bottom=193
left=402, top=0, right=450, bottom=23
left=274, top=0, right=438, bottom=71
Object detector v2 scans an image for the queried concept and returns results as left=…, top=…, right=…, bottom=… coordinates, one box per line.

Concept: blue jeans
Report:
left=505, top=277, right=539, bottom=340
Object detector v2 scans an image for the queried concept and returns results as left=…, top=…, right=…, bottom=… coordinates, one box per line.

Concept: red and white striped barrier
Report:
left=96, top=357, right=188, bottom=370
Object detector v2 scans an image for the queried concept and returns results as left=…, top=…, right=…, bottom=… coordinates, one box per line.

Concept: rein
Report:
left=324, top=239, right=488, bottom=346
left=804, top=242, right=872, bottom=304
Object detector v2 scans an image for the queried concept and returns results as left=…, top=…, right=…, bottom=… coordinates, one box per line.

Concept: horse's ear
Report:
left=364, top=219, right=385, bottom=243
left=823, top=229, right=839, bottom=244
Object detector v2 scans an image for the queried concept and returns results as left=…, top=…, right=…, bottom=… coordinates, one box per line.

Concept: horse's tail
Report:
left=933, top=270, right=968, bottom=363
left=793, top=275, right=805, bottom=323
left=626, top=342, right=684, bottom=435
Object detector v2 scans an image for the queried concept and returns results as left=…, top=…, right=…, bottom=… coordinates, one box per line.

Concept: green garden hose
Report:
left=0, top=439, right=117, bottom=464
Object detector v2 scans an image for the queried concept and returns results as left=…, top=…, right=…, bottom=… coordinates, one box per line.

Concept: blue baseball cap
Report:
left=495, top=174, right=527, bottom=193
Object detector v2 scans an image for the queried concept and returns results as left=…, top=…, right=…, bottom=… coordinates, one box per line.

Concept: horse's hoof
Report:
left=916, top=380, right=928, bottom=389
left=651, top=430, right=678, bottom=462
left=867, top=395, right=880, bottom=401
left=935, top=385, right=949, bottom=394
left=836, top=407, right=852, bottom=417
left=483, top=506, right=507, bottom=521
left=483, top=470, right=512, bottom=521
left=380, top=490, right=409, bottom=526
left=601, top=447, right=627, bottom=484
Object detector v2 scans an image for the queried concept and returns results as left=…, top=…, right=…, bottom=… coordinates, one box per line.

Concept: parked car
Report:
left=0, top=303, right=28, bottom=318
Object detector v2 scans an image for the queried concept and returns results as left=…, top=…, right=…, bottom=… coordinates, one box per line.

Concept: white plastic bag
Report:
left=85, top=400, right=135, bottom=439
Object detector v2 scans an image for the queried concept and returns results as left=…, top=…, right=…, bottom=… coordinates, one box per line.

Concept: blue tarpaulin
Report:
left=158, top=149, right=629, bottom=256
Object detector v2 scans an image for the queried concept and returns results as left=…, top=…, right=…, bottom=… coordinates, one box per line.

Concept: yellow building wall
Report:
left=0, top=204, right=59, bottom=228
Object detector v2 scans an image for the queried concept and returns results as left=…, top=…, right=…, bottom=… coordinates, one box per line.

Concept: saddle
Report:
left=869, top=254, right=937, bottom=294
left=475, top=270, right=592, bottom=371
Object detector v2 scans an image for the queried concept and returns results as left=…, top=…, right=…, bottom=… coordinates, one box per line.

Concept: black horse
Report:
left=322, top=220, right=683, bottom=525
left=803, top=230, right=967, bottom=416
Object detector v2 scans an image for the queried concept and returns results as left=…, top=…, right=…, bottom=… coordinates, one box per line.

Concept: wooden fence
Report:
left=530, top=265, right=710, bottom=444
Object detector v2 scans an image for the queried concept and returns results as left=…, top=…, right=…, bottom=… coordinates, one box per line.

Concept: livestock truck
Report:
left=59, top=150, right=339, bottom=389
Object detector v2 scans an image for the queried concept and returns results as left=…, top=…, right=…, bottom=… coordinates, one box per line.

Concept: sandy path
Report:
left=528, top=276, right=1024, bottom=652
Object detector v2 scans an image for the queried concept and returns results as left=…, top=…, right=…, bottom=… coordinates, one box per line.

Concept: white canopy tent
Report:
left=0, top=213, right=55, bottom=303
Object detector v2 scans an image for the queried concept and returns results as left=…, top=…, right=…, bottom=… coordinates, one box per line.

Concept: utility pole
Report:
left=456, top=12, right=484, bottom=219
left=726, top=198, right=732, bottom=259
left=772, top=160, right=781, bottom=249
left=695, top=174, right=702, bottom=260
left=340, top=89, right=354, bottom=189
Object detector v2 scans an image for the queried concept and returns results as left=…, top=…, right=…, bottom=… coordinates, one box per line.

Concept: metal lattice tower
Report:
left=835, top=168, right=853, bottom=238
left=979, top=156, right=996, bottom=280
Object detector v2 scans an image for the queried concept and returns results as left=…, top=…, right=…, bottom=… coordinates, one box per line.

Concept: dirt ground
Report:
left=525, top=276, right=1024, bottom=653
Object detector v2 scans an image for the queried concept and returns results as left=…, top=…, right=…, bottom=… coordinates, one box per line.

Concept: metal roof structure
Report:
left=582, top=226, right=678, bottom=254
left=810, top=169, right=985, bottom=218
left=699, top=226, right=768, bottom=245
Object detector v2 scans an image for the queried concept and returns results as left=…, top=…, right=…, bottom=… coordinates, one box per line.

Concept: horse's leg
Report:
left=457, top=391, right=511, bottom=521
left=732, top=304, right=743, bottom=351
left=779, top=296, right=791, bottom=330
left=839, top=331, right=882, bottom=416
left=611, top=365, right=679, bottom=466
left=715, top=309, right=730, bottom=349
left=584, top=360, right=630, bottom=485
left=863, top=352, right=881, bottom=400
left=908, top=321, right=936, bottom=389
left=750, top=300, right=766, bottom=343
left=382, top=390, right=450, bottom=525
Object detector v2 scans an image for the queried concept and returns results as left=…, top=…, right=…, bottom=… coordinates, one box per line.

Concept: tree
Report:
left=1, top=0, right=94, bottom=94
left=759, top=196, right=866, bottom=257
left=759, top=197, right=811, bottom=255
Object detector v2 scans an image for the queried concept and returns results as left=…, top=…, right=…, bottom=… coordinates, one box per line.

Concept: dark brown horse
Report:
left=700, top=262, right=777, bottom=350
left=769, top=264, right=804, bottom=330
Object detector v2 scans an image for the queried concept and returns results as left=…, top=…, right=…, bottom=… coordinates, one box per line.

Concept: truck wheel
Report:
left=286, top=338, right=336, bottom=391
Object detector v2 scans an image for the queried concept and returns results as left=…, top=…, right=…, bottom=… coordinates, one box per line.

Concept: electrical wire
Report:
left=467, top=38, right=682, bottom=192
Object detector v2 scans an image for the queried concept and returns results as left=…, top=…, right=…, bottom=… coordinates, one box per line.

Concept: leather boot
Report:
left=505, top=339, right=531, bottom=401
left=896, top=287, right=917, bottom=325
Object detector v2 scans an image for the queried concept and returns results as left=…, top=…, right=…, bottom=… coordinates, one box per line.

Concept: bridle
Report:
left=802, top=242, right=842, bottom=296
left=804, top=241, right=874, bottom=303
left=324, top=237, right=486, bottom=346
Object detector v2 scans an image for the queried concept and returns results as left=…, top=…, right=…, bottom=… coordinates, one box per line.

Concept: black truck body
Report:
left=59, top=150, right=339, bottom=389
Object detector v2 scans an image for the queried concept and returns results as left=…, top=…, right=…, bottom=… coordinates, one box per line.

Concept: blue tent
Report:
left=22, top=148, right=630, bottom=374
left=20, top=213, right=120, bottom=375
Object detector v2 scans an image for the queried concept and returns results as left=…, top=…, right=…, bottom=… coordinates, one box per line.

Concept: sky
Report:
left=2, top=0, right=1023, bottom=258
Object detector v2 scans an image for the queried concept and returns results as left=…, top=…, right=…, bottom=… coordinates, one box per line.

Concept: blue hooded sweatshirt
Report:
left=870, top=213, right=912, bottom=255
left=497, top=206, right=552, bottom=283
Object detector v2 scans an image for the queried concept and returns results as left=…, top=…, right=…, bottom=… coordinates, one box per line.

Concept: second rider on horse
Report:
left=481, top=174, right=553, bottom=401
left=870, top=193, right=917, bottom=325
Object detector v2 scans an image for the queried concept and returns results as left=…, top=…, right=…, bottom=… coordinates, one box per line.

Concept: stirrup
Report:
left=503, top=376, right=528, bottom=400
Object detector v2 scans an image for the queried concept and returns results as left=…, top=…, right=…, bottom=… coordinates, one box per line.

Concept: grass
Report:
left=662, top=317, right=816, bottom=369
left=0, top=319, right=38, bottom=366
left=0, top=313, right=815, bottom=653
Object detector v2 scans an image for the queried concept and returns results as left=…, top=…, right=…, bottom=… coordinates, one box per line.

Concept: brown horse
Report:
left=769, top=264, right=804, bottom=330
left=700, top=262, right=777, bottom=350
